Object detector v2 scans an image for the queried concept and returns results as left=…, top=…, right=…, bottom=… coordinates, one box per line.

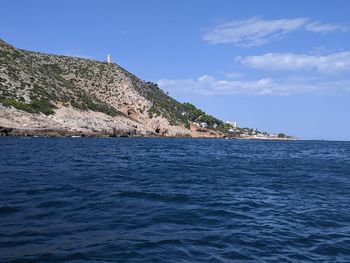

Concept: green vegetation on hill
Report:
left=0, top=39, right=125, bottom=117
left=0, top=80, right=120, bottom=117
left=0, top=39, right=226, bottom=131
left=0, top=98, right=55, bottom=115
left=181, top=102, right=231, bottom=132
left=143, top=82, right=229, bottom=131
left=143, top=82, right=188, bottom=125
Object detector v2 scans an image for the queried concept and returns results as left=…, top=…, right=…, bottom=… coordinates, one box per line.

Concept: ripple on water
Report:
left=115, top=191, right=190, bottom=203
left=0, top=206, right=20, bottom=215
left=36, top=200, right=70, bottom=209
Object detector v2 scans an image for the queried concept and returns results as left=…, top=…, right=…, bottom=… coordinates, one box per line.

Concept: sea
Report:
left=1, top=137, right=350, bottom=262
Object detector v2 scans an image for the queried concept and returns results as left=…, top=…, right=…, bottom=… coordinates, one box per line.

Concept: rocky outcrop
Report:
left=0, top=39, right=226, bottom=138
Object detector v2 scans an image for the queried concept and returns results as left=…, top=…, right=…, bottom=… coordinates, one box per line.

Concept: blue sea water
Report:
left=1, top=138, right=350, bottom=262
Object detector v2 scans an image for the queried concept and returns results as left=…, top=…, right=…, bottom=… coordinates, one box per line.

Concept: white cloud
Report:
left=203, top=18, right=348, bottom=47
left=158, top=75, right=350, bottom=96
left=158, top=76, right=276, bottom=96
left=237, top=52, right=350, bottom=73
left=305, top=21, right=348, bottom=33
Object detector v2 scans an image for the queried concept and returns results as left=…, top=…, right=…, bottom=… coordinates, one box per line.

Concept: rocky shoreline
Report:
left=0, top=126, right=297, bottom=140
left=0, top=126, right=142, bottom=138
left=0, top=103, right=230, bottom=139
left=0, top=125, right=230, bottom=138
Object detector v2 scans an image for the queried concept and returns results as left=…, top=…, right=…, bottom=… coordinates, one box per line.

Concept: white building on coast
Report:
left=226, top=121, right=237, bottom=128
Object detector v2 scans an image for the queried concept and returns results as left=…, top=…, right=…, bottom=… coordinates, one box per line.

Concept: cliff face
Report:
left=0, top=39, right=226, bottom=137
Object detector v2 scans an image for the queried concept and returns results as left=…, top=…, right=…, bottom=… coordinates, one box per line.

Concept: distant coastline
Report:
left=0, top=39, right=293, bottom=140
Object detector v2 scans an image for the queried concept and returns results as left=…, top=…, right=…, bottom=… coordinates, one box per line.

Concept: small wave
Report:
left=0, top=206, right=20, bottom=215
left=116, top=191, right=190, bottom=203
left=221, top=250, right=253, bottom=260
left=312, top=243, right=350, bottom=256
left=36, top=200, right=70, bottom=208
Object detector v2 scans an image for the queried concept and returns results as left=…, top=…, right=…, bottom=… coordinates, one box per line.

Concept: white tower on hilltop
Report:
left=107, top=54, right=112, bottom=64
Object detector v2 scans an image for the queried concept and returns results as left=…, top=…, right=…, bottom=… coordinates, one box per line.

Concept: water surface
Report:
left=1, top=138, right=350, bottom=262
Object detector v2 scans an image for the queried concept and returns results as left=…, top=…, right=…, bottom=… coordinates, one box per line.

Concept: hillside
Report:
left=0, top=39, right=229, bottom=137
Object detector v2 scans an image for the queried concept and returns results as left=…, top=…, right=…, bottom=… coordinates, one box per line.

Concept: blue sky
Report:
left=1, top=0, right=350, bottom=140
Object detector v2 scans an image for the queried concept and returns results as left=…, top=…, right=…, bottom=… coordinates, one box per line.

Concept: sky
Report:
left=1, top=0, right=350, bottom=140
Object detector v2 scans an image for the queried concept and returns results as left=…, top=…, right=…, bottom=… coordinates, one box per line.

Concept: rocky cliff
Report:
left=0, top=39, right=228, bottom=137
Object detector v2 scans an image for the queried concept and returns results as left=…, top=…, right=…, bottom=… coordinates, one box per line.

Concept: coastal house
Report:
left=226, top=121, right=237, bottom=128
left=268, top=133, right=278, bottom=138
left=200, top=122, right=208, bottom=128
